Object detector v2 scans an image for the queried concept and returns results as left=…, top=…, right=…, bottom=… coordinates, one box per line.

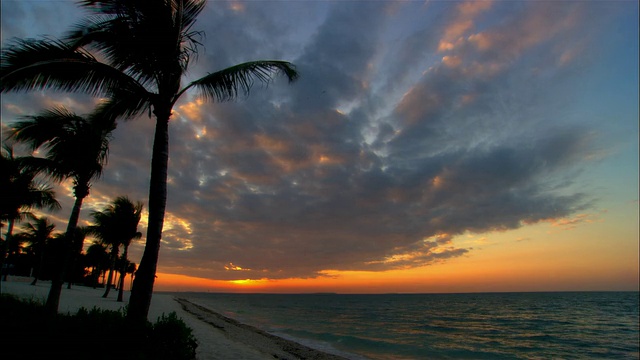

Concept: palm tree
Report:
left=87, top=196, right=143, bottom=300
left=9, top=107, right=115, bottom=314
left=66, top=226, right=89, bottom=289
left=1, top=0, right=299, bottom=321
left=114, top=256, right=135, bottom=301
left=126, top=261, right=137, bottom=292
left=111, top=197, right=143, bottom=302
left=87, top=204, right=120, bottom=298
left=0, top=145, right=60, bottom=293
left=85, top=241, right=110, bottom=288
left=16, top=217, right=57, bottom=286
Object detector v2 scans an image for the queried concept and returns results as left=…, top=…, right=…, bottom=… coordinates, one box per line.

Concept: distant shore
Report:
left=1, top=277, right=348, bottom=360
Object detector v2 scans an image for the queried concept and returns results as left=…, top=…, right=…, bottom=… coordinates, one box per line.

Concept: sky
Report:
left=1, top=0, right=638, bottom=293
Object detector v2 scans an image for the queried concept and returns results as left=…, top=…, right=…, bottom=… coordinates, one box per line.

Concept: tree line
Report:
left=1, top=172, right=142, bottom=303
left=1, top=0, right=298, bottom=321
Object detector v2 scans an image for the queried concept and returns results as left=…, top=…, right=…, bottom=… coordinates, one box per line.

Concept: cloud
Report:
left=542, top=213, right=600, bottom=231
left=438, top=0, right=493, bottom=52
left=1, top=1, right=633, bottom=282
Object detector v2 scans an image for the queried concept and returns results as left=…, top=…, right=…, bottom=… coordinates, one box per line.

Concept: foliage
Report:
left=0, top=144, right=60, bottom=223
left=8, top=107, right=117, bottom=313
left=149, top=312, right=199, bottom=360
left=1, top=0, right=299, bottom=320
left=0, top=294, right=197, bottom=360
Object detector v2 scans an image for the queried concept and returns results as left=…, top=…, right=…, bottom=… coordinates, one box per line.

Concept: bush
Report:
left=0, top=294, right=197, bottom=360
left=149, top=312, right=198, bottom=359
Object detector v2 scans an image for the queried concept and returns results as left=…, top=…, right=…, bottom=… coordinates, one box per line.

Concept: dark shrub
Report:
left=148, top=312, right=198, bottom=360
left=0, top=294, right=197, bottom=360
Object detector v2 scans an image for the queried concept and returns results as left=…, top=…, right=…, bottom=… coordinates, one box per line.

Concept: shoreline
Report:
left=175, top=297, right=350, bottom=360
left=0, top=277, right=349, bottom=360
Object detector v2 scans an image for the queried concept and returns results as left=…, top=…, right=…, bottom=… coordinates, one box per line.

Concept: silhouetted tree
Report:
left=66, top=226, right=89, bottom=288
left=87, top=196, right=143, bottom=300
left=84, top=241, right=109, bottom=288
left=9, top=107, right=115, bottom=314
left=88, top=205, right=119, bottom=298
left=0, top=145, right=60, bottom=293
left=16, top=217, right=57, bottom=285
left=126, top=262, right=137, bottom=291
left=113, top=198, right=143, bottom=302
left=1, top=0, right=298, bottom=321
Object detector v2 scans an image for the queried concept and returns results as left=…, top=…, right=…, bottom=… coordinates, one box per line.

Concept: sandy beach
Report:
left=1, top=277, right=348, bottom=360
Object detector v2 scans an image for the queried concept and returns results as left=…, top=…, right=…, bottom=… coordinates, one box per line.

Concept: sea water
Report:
left=177, top=292, right=639, bottom=359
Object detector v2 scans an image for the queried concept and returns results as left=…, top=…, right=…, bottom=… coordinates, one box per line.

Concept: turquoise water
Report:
left=177, top=292, right=639, bottom=359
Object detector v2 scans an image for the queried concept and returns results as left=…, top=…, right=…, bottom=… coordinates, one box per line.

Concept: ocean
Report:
left=178, top=292, right=639, bottom=359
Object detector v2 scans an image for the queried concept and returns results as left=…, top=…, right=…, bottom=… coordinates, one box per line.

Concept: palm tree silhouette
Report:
left=113, top=198, right=143, bottom=303
left=15, top=217, right=57, bottom=286
left=2, top=0, right=299, bottom=320
left=66, top=226, right=89, bottom=289
left=85, top=241, right=110, bottom=288
left=88, top=203, right=119, bottom=298
left=87, top=196, right=143, bottom=300
left=0, top=145, right=60, bottom=294
left=10, top=107, right=115, bottom=314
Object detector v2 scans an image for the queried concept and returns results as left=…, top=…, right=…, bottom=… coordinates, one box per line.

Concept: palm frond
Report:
left=2, top=37, right=95, bottom=72
left=65, top=15, right=119, bottom=48
left=183, top=60, right=299, bottom=103
left=1, top=37, right=147, bottom=96
left=67, top=16, right=161, bottom=86
left=176, top=0, right=207, bottom=31
left=92, top=86, right=155, bottom=122
left=10, top=107, right=116, bottom=185
left=73, top=1, right=207, bottom=87
left=11, top=107, right=84, bottom=150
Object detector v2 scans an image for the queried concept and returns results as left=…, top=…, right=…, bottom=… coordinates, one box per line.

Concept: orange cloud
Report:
left=438, top=0, right=494, bottom=53
left=468, top=2, right=582, bottom=58
left=159, top=212, right=195, bottom=250
left=177, top=98, right=204, bottom=122
left=225, top=262, right=251, bottom=271
left=442, top=55, right=462, bottom=68
left=548, top=214, right=597, bottom=230
left=457, top=0, right=493, bottom=17
left=524, top=213, right=599, bottom=231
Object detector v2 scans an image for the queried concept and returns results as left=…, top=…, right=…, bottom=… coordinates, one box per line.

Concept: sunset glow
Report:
left=1, top=0, right=637, bottom=295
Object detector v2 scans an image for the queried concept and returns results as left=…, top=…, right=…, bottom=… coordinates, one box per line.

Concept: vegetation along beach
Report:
left=1, top=0, right=638, bottom=359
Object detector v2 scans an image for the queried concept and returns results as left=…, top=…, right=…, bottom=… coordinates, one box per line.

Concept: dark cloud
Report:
left=1, top=1, right=634, bottom=281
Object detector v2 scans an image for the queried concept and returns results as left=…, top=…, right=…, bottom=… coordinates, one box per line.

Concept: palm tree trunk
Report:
left=103, top=266, right=115, bottom=297
left=117, top=245, right=129, bottom=302
left=103, top=248, right=118, bottom=298
left=0, top=219, right=15, bottom=294
left=91, top=267, right=99, bottom=288
left=30, top=251, right=45, bottom=286
left=67, top=234, right=85, bottom=289
left=45, top=195, right=83, bottom=315
left=128, top=113, right=170, bottom=322
left=1, top=220, right=16, bottom=282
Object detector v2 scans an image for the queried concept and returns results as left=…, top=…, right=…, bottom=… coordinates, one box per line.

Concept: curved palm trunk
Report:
left=45, top=194, right=84, bottom=315
left=117, top=245, right=129, bottom=302
left=128, top=114, right=170, bottom=322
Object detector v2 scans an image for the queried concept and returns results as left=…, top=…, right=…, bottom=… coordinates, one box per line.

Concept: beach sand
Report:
left=1, top=277, right=348, bottom=360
